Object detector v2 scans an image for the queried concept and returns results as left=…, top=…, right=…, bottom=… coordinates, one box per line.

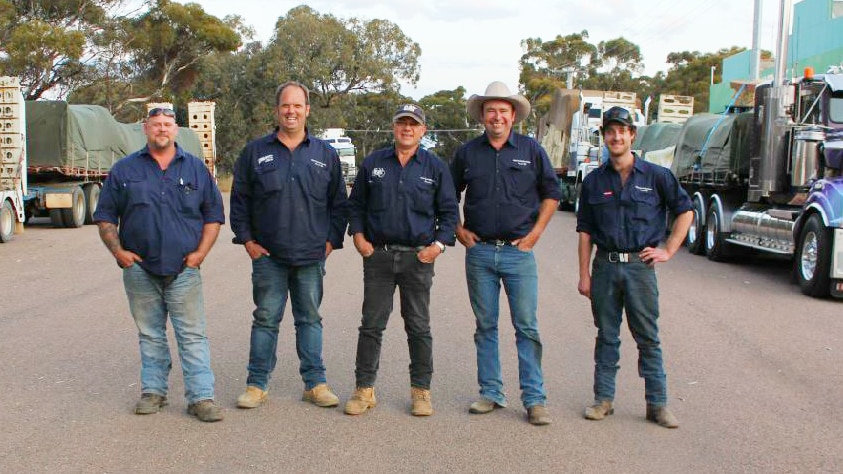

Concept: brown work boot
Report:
left=236, top=386, right=268, bottom=409
left=527, top=405, right=551, bottom=426
left=468, top=398, right=503, bottom=414
left=584, top=400, right=614, bottom=421
left=302, top=383, right=340, bottom=407
left=344, top=387, right=377, bottom=415
left=134, top=393, right=168, bottom=415
left=646, top=405, right=679, bottom=429
left=410, top=387, right=433, bottom=416
left=187, top=399, right=223, bottom=422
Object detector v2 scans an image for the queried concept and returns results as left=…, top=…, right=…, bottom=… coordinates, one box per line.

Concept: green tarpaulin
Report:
left=670, top=112, right=754, bottom=181
left=25, top=101, right=203, bottom=177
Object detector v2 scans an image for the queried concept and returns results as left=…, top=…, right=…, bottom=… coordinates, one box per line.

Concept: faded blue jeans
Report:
left=465, top=243, right=546, bottom=408
left=590, top=258, right=667, bottom=406
left=247, top=256, right=327, bottom=391
left=122, top=264, right=215, bottom=404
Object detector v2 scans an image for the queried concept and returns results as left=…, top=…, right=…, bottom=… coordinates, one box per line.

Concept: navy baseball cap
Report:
left=602, top=106, right=635, bottom=128
left=393, top=104, right=426, bottom=125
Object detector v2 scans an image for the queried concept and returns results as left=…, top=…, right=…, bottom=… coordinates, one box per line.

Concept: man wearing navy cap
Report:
left=576, top=106, right=693, bottom=428
left=344, top=103, right=458, bottom=417
left=450, top=82, right=561, bottom=426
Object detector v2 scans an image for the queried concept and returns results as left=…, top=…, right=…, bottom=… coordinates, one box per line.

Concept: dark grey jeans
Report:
left=354, top=248, right=434, bottom=389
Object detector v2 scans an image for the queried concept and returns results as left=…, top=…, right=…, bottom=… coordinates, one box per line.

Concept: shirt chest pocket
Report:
left=409, top=179, right=436, bottom=216
left=254, top=159, right=285, bottom=196
left=505, top=163, right=536, bottom=198
left=176, top=171, right=203, bottom=216
left=630, top=187, right=660, bottom=221
left=120, top=175, right=152, bottom=208
left=303, top=162, right=330, bottom=206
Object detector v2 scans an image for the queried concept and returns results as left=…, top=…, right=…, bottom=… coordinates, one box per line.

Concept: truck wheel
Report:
left=705, top=204, right=732, bottom=262
left=574, top=182, right=582, bottom=214
left=0, top=200, right=14, bottom=243
left=83, top=183, right=100, bottom=225
left=49, top=209, right=65, bottom=227
left=795, top=214, right=831, bottom=298
left=60, top=186, right=86, bottom=228
left=686, top=199, right=706, bottom=255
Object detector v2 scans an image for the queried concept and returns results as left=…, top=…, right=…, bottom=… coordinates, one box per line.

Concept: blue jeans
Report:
left=247, top=256, right=327, bottom=390
left=355, top=249, right=434, bottom=389
left=122, top=264, right=215, bottom=404
left=590, top=259, right=667, bottom=406
left=465, top=243, right=545, bottom=408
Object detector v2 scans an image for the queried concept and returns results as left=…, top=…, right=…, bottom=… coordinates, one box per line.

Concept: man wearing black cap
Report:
left=576, top=106, right=693, bottom=429
left=344, top=104, right=459, bottom=417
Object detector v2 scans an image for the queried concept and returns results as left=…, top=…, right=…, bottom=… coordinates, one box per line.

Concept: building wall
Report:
left=710, top=0, right=843, bottom=112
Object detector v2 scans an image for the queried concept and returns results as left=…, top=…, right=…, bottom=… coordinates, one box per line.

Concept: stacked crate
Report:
left=188, top=101, right=216, bottom=177
left=657, top=95, right=695, bottom=124
left=0, top=77, right=24, bottom=192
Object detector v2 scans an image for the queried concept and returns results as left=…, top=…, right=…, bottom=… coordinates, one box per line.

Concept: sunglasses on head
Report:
left=148, top=107, right=176, bottom=118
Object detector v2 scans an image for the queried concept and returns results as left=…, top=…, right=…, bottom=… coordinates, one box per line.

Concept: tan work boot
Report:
left=527, top=405, right=551, bottom=426
left=584, top=400, right=614, bottom=420
left=237, top=386, right=268, bottom=409
left=302, top=383, right=339, bottom=407
left=646, top=405, right=679, bottom=429
left=187, top=399, right=224, bottom=422
left=410, top=387, right=433, bottom=416
left=469, top=398, right=503, bottom=414
left=344, top=387, right=377, bottom=415
left=135, top=393, right=168, bottom=415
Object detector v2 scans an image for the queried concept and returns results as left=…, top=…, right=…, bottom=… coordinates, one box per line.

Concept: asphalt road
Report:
left=1, top=202, right=841, bottom=473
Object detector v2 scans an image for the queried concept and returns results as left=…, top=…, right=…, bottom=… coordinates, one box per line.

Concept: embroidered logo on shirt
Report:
left=512, top=159, right=531, bottom=166
left=634, top=185, right=653, bottom=192
left=257, top=155, right=274, bottom=165
left=602, top=191, right=614, bottom=197
left=310, top=159, right=326, bottom=168
left=419, top=176, right=434, bottom=185
left=373, top=167, right=386, bottom=179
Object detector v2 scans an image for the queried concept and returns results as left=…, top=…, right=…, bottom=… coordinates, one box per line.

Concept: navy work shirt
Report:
left=94, top=144, right=225, bottom=277
left=576, top=155, right=693, bottom=251
left=229, top=130, right=348, bottom=266
left=348, top=147, right=458, bottom=247
left=450, top=131, right=561, bottom=240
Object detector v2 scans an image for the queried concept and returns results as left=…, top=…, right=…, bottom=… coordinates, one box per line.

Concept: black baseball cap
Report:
left=602, top=106, right=635, bottom=128
left=393, top=104, right=426, bottom=125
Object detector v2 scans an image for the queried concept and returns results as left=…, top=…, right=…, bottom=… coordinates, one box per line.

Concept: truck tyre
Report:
left=686, top=199, right=706, bottom=255
left=795, top=214, right=831, bottom=298
left=60, top=186, right=86, bottom=228
left=0, top=199, right=14, bottom=242
left=574, top=182, right=582, bottom=214
left=83, top=183, right=100, bottom=225
left=49, top=209, right=65, bottom=227
left=705, top=204, right=731, bottom=262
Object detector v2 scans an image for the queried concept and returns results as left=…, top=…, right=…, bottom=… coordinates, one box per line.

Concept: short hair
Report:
left=275, top=81, right=310, bottom=106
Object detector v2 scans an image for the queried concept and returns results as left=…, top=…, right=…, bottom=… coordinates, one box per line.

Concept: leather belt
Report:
left=380, top=243, right=426, bottom=252
left=478, top=239, right=513, bottom=247
left=596, top=249, right=644, bottom=263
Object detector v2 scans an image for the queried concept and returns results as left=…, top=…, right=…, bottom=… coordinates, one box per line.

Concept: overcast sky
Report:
left=185, top=0, right=783, bottom=99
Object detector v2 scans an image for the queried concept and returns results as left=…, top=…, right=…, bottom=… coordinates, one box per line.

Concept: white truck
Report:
left=320, top=128, right=357, bottom=184
left=0, top=77, right=26, bottom=242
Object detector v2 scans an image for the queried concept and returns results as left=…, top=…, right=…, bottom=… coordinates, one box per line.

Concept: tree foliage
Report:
left=661, top=47, right=747, bottom=113
left=0, top=0, right=119, bottom=99
left=267, top=6, right=420, bottom=109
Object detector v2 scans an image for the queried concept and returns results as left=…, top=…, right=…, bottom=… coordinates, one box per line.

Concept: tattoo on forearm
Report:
left=97, top=222, right=122, bottom=254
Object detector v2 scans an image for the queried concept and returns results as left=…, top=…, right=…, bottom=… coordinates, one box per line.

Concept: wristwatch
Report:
left=433, top=241, right=446, bottom=253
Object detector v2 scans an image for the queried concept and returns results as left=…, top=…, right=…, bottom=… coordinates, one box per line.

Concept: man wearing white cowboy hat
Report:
left=450, top=81, right=561, bottom=426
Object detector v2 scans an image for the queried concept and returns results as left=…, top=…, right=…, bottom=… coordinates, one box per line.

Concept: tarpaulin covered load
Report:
left=670, top=112, right=754, bottom=181
left=632, top=123, right=684, bottom=168
left=25, top=101, right=203, bottom=178
left=538, top=89, right=581, bottom=169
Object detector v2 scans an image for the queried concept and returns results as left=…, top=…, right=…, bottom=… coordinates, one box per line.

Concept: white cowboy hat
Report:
left=466, top=81, right=531, bottom=124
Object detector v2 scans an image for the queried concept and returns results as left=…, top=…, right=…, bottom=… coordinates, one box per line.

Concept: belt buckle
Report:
left=494, top=239, right=507, bottom=247
left=608, top=251, right=629, bottom=263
